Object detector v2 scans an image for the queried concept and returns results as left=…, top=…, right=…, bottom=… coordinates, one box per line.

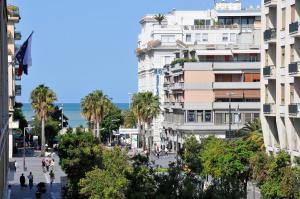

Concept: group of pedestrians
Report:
left=19, top=172, right=34, bottom=190
left=42, top=157, right=55, bottom=185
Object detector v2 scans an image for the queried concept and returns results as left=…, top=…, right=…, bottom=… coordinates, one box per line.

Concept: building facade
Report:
left=7, top=4, right=21, bottom=159
left=0, top=0, right=10, bottom=198
left=261, top=0, right=300, bottom=160
left=137, top=0, right=261, bottom=150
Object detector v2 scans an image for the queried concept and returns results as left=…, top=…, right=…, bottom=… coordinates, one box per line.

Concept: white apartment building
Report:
left=261, top=0, right=300, bottom=161
left=136, top=0, right=261, bottom=150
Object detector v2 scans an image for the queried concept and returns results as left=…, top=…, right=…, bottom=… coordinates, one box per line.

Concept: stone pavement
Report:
left=8, top=153, right=66, bottom=199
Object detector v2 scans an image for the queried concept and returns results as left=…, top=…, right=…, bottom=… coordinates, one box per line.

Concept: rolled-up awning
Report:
left=243, top=90, right=260, bottom=98
left=214, top=90, right=243, bottom=98
left=196, top=50, right=233, bottom=56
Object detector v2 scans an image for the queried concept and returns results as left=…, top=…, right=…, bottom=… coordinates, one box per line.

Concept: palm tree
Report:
left=154, top=13, right=165, bottom=25
left=131, top=92, right=160, bottom=150
left=30, top=84, right=57, bottom=155
left=80, top=90, right=111, bottom=140
left=239, top=118, right=265, bottom=150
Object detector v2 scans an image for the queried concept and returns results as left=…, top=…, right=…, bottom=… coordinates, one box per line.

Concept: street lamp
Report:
left=59, top=104, right=64, bottom=132
left=226, top=92, right=235, bottom=139
left=128, top=92, right=133, bottom=108
left=23, top=126, right=34, bottom=171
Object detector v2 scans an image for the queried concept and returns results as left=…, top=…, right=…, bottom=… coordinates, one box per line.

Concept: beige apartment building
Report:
left=0, top=0, right=10, bottom=198
left=261, top=0, right=300, bottom=161
left=162, top=4, right=261, bottom=151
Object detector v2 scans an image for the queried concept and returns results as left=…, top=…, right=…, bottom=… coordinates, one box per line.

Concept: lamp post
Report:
left=23, top=126, right=34, bottom=171
left=128, top=92, right=133, bottom=108
left=226, top=92, right=235, bottom=139
left=59, top=104, right=64, bottom=132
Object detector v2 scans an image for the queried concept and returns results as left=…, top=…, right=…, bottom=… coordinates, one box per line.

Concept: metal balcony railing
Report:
left=263, top=66, right=274, bottom=77
left=14, top=31, right=21, bottom=40
left=15, top=85, right=21, bottom=96
left=264, top=28, right=276, bottom=41
left=289, top=21, right=299, bottom=34
left=289, top=104, right=300, bottom=115
left=263, top=103, right=275, bottom=113
left=289, top=62, right=300, bottom=74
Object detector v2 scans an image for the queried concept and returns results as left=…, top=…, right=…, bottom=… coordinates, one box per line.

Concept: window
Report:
left=230, top=33, right=236, bottom=42
left=281, top=84, right=285, bottom=105
left=185, top=34, right=192, bottom=42
left=222, top=33, right=229, bottom=42
left=281, top=46, right=285, bottom=67
left=161, top=35, right=175, bottom=43
left=290, top=84, right=295, bottom=103
left=197, top=111, right=203, bottom=123
left=282, top=8, right=286, bottom=30
left=291, top=44, right=295, bottom=62
left=204, top=111, right=212, bottom=122
left=187, top=111, right=195, bottom=122
left=202, top=33, right=208, bottom=42
left=195, top=34, right=201, bottom=42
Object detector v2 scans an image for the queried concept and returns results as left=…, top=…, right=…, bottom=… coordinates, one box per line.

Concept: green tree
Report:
left=182, top=135, right=202, bottom=173
left=125, top=154, right=156, bottom=199
left=30, top=84, right=57, bottom=155
left=80, top=90, right=112, bottom=140
left=58, top=130, right=103, bottom=198
left=260, top=151, right=292, bottom=199
left=13, top=102, right=28, bottom=131
left=131, top=92, right=160, bottom=150
left=100, top=104, right=123, bottom=143
left=80, top=147, right=131, bottom=199
left=154, top=13, right=165, bottom=25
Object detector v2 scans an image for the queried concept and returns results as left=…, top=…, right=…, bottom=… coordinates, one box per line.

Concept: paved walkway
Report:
left=8, top=153, right=66, bottom=199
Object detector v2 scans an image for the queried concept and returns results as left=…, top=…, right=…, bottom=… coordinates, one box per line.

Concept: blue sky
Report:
left=9, top=0, right=260, bottom=103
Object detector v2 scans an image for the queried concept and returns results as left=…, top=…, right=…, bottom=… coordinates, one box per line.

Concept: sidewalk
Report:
left=8, top=153, right=66, bottom=199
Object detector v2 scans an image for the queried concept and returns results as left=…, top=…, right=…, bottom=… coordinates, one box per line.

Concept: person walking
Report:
left=20, top=173, right=26, bottom=189
left=27, top=172, right=33, bottom=190
left=49, top=170, right=55, bottom=186
left=165, top=147, right=168, bottom=156
left=42, top=159, right=46, bottom=173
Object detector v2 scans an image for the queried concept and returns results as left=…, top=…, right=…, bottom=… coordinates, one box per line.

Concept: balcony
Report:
left=213, top=82, right=260, bottom=90
left=14, top=31, right=21, bottom=40
left=7, top=5, right=20, bottom=19
left=15, top=85, right=21, bottom=96
left=288, top=104, right=300, bottom=117
left=288, top=62, right=300, bottom=76
left=264, top=0, right=277, bottom=7
left=15, top=74, right=21, bottom=81
left=263, top=65, right=276, bottom=78
left=263, top=103, right=276, bottom=115
left=170, top=82, right=184, bottom=90
left=264, top=28, right=276, bottom=42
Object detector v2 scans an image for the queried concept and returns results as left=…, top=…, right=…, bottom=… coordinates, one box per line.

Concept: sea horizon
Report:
left=22, top=103, right=129, bottom=128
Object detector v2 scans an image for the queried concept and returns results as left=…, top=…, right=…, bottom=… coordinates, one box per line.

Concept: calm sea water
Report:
left=22, top=103, right=129, bottom=127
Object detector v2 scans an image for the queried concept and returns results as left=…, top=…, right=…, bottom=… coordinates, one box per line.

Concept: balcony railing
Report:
left=15, top=85, right=21, bottom=96
left=263, top=65, right=275, bottom=77
left=14, top=31, right=21, bottom=40
left=264, top=28, right=276, bottom=41
left=264, top=0, right=277, bottom=5
left=7, top=6, right=20, bottom=18
left=289, top=62, right=300, bottom=74
left=289, top=21, right=299, bottom=34
left=289, top=104, right=300, bottom=115
left=15, top=74, right=21, bottom=81
left=263, top=103, right=275, bottom=114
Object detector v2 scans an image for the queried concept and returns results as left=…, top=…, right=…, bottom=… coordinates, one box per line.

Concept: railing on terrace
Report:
left=263, top=103, right=275, bottom=113
left=289, top=62, right=300, bottom=74
left=194, top=43, right=260, bottom=50
left=264, top=28, right=277, bottom=41
left=153, top=24, right=255, bottom=31
left=289, top=104, right=300, bottom=115
left=289, top=21, right=299, bottom=34
left=263, top=65, right=275, bottom=77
